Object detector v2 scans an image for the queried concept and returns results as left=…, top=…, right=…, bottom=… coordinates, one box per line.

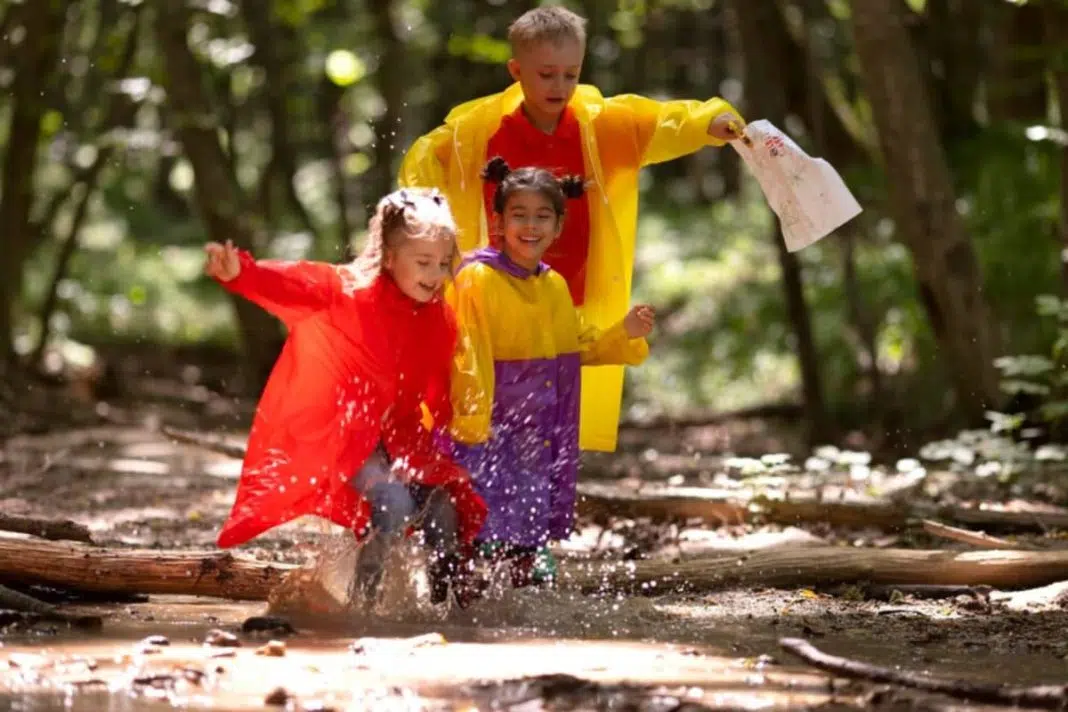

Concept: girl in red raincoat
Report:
left=204, top=187, right=487, bottom=608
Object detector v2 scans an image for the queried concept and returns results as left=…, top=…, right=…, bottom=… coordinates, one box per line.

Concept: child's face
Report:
left=497, top=189, right=562, bottom=270
left=508, top=39, right=583, bottom=126
left=384, top=236, right=454, bottom=303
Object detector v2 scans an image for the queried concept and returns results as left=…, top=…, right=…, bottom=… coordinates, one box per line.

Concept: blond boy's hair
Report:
left=507, top=6, right=587, bottom=53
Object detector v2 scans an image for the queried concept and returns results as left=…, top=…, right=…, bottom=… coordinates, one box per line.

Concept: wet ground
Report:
left=3, top=391, right=1068, bottom=710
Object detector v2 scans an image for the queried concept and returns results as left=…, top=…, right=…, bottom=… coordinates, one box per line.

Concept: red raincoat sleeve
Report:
left=218, top=250, right=342, bottom=328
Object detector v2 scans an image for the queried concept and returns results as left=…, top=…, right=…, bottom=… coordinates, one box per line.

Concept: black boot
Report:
left=426, top=553, right=453, bottom=605
left=427, top=551, right=487, bottom=608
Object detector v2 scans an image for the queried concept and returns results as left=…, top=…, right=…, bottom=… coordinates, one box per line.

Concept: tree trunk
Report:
left=780, top=0, right=870, bottom=168
left=924, top=0, right=984, bottom=143
left=0, top=0, right=66, bottom=364
left=1045, top=2, right=1068, bottom=292
left=786, top=4, right=886, bottom=426
left=241, top=0, right=321, bottom=245
left=987, top=1, right=1049, bottom=123
left=368, top=0, right=405, bottom=205
left=850, top=0, right=1001, bottom=421
left=727, top=0, right=828, bottom=442
left=155, top=0, right=282, bottom=391
left=31, top=6, right=145, bottom=367
left=319, top=75, right=356, bottom=256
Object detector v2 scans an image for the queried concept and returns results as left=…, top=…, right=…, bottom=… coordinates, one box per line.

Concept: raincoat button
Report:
left=543, top=440, right=551, bottom=448
left=544, top=380, right=552, bottom=387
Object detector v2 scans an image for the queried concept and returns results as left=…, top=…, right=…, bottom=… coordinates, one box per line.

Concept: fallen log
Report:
left=575, top=484, right=1068, bottom=534
left=0, top=513, right=94, bottom=544
left=780, top=637, right=1068, bottom=709
left=558, top=547, right=1068, bottom=595
left=5, top=538, right=1068, bottom=603
left=0, top=537, right=294, bottom=601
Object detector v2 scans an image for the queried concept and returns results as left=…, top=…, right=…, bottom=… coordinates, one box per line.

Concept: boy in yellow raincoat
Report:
left=399, top=5, right=745, bottom=454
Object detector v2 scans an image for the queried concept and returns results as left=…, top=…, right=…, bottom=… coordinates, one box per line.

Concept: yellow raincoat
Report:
left=399, top=82, right=740, bottom=452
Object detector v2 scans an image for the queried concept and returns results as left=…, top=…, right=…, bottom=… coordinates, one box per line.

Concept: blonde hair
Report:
left=348, top=187, right=457, bottom=289
left=507, top=6, right=587, bottom=54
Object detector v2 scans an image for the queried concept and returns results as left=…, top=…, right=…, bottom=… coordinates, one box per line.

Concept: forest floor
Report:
left=3, top=357, right=1068, bottom=711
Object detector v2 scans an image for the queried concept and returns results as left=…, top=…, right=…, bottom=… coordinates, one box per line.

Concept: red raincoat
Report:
left=214, top=251, right=486, bottom=549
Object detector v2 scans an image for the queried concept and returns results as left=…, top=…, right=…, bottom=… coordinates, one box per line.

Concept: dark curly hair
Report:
left=481, top=156, right=586, bottom=218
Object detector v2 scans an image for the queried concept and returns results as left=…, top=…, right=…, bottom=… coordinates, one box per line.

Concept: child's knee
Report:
left=367, top=482, right=416, bottom=533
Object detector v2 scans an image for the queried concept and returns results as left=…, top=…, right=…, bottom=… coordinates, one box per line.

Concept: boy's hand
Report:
left=623, top=305, right=655, bottom=339
left=708, top=113, right=747, bottom=142
left=204, top=240, right=241, bottom=282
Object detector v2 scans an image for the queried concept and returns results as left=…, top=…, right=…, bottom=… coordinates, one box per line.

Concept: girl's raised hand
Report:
left=204, top=240, right=241, bottom=282
left=623, top=304, right=656, bottom=339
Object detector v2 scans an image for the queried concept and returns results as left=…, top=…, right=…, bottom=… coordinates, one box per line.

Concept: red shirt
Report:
left=484, top=106, right=591, bottom=305
left=213, top=253, right=486, bottom=549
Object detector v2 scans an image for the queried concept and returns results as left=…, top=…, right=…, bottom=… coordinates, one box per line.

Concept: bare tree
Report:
left=156, top=0, right=283, bottom=391
left=851, top=0, right=1002, bottom=420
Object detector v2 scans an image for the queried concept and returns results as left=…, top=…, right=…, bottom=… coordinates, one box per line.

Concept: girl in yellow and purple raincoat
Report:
left=446, top=158, right=656, bottom=587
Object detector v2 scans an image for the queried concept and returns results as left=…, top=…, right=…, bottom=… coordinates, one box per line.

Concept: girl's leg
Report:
left=413, top=486, right=486, bottom=607
left=350, top=446, right=416, bottom=600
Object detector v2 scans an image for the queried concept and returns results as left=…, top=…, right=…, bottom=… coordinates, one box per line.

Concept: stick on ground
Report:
left=0, top=513, right=94, bottom=544
left=779, top=637, right=1068, bottom=709
left=161, top=424, right=247, bottom=460
left=920, top=519, right=1026, bottom=550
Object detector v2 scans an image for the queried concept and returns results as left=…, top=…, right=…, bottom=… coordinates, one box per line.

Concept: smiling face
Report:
left=507, top=38, right=584, bottom=132
left=384, top=236, right=454, bottom=303
left=496, top=188, right=563, bottom=271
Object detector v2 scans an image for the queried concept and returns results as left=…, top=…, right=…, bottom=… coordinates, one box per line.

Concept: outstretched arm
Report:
left=205, top=240, right=341, bottom=328
left=605, top=94, right=745, bottom=166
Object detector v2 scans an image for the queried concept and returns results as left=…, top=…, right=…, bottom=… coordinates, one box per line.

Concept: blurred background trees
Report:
left=1, top=0, right=1066, bottom=452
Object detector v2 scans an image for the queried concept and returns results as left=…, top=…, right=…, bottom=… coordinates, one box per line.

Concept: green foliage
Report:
left=995, top=294, right=1068, bottom=426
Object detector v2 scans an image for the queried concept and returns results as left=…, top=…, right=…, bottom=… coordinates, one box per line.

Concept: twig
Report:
left=779, top=637, right=1068, bottom=709
left=0, top=582, right=102, bottom=629
left=921, top=519, right=1028, bottom=550
left=160, top=425, right=247, bottom=460
left=0, top=513, right=93, bottom=544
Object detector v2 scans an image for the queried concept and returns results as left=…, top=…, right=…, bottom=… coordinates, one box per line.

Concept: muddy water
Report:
left=0, top=594, right=841, bottom=711
left=4, top=576, right=1068, bottom=712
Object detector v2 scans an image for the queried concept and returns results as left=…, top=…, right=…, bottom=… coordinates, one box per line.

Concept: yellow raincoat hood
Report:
left=400, top=82, right=739, bottom=451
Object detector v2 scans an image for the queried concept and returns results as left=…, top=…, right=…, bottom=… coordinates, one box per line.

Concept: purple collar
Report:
left=459, top=247, right=547, bottom=279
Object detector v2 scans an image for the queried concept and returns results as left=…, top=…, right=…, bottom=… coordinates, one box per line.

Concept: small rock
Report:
left=140, top=635, right=170, bottom=647
left=209, top=649, right=236, bottom=659
left=242, top=616, right=296, bottom=637
left=255, top=640, right=286, bottom=657
left=264, top=686, right=290, bottom=706
left=204, top=629, right=241, bottom=647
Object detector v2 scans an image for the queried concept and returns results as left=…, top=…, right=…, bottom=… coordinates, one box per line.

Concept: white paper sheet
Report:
left=730, top=119, right=863, bottom=251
